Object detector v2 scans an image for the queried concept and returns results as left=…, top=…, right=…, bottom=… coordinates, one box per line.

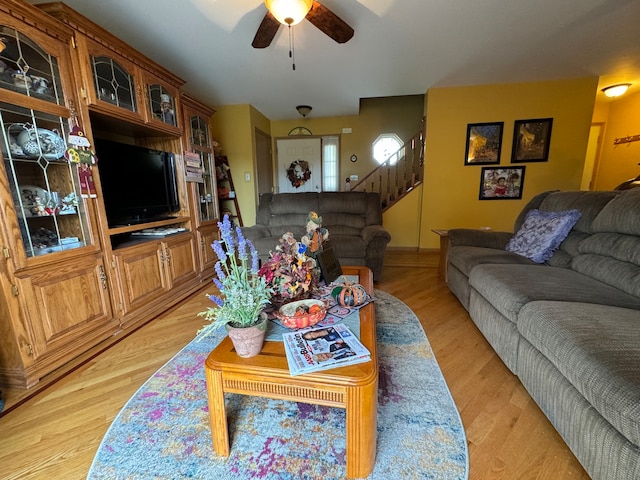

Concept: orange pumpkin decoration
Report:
left=331, top=283, right=368, bottom=308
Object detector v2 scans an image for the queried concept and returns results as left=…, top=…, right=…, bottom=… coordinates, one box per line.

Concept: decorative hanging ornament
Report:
left=65, top=124, right=98, bottom=198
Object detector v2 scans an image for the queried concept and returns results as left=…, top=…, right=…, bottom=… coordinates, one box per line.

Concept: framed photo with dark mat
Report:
left=479, top=166, right=525, bottom=200
left=316, top=245, right=342, bottom=284
left=464, top=122, right=504, bottom=165
left=511, top=118, right=553, bottom=163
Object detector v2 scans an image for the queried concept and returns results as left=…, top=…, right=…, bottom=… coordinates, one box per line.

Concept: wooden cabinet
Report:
left=11, top=255, right=114, bottom=387
left=182, top=94, right=219, bottom=277
left=112, top=233, right=198, bottom=328
left=0, top=0, right=119, bottom=388
left=0, top=1, right=208, bottom=390
left=39, top=2, right=184, bottom=136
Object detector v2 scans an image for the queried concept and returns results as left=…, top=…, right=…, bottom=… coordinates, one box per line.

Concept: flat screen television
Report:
left=94, top=138, right=180, bottom=227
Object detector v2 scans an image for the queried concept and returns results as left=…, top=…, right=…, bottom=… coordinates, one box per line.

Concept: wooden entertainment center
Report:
left=0, top=0, right=220, bottom=388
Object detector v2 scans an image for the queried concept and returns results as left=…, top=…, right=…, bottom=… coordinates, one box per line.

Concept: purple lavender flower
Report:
left=218, top=215, right=234, bottom=252
left=215, top=262, right=226, bottom=281
left=249, top=240, right=259, bottom=272
left=207, top=294, right=224, bottom=307
left=212, top=241, right=226, bottom=264
left=236, top=227, right=247, bottom=260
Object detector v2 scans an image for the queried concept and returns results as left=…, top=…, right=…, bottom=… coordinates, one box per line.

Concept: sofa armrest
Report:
left=448, top=228, right=512, bottom=250
left=361, top=225, right=392, bottom=244
left=240, top=225, right=271, bottom=241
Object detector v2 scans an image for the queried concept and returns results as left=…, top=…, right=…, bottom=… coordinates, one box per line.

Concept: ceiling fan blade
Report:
left=306, top=1, right=354, bottom=44
left=252, top=11, right=280, bottom=48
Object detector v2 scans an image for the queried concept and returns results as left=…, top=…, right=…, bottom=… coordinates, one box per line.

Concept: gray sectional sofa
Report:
left=240, top=191, right=391, bottom=281
left=446, top=189, right=640, bottom=480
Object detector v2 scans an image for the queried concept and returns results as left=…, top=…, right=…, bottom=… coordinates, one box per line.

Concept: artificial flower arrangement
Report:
left=258, top=211, right=330, bottom=306
left=198, top=215, right=273, bottom=337
left=258, top=231, right=318, bottom=306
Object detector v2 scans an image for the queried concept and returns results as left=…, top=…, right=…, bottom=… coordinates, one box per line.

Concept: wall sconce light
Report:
left=296, top=105, right=312, bottom=117
left=601, top=83, right=631, bottom=98
left=265, top=0, right=312, bottom=26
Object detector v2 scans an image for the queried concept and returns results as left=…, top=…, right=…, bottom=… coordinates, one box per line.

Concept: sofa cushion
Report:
left=518, top=301, right=640, bottom=448
left=591, top=189, right=640, bottom=236
left=329, top=234, right=367, bottom=258
left=573, top=234, right=640, bottom=298
left=505, top=209, right=581, bottom=263
left=538, top=190, right=620, bottom=234
left=469, top=264, right=640, bottom=323
left=448, top=245, right=535, bottom=276
left=536, top=190, right=621, bottom=266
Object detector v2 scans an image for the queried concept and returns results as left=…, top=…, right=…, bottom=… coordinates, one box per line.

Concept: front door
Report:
left=276, top=137, right=322, bottom=193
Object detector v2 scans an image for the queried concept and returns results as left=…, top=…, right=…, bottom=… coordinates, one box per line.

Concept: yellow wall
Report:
left=418, top=78, right=598, bottom=249
left=269, top=95, right=425, bottom=192
left=213, top=79, right=601, bottom=250
left=592, top=91, right=640, bottom=190
left=211, top=104, right=271, bottom=225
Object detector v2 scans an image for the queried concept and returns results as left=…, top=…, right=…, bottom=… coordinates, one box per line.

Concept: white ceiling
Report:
left=28, top=0, right=640, bottom=120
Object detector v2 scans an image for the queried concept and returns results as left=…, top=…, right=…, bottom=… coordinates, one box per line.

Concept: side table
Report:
left=431, top=229, right=449, bottom=282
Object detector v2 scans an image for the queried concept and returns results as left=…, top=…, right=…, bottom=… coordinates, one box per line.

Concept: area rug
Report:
left=87, top=290, right=468, bottom=479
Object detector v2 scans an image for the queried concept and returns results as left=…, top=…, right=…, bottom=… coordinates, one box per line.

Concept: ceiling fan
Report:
left=252, top=0, right=354, bottom=48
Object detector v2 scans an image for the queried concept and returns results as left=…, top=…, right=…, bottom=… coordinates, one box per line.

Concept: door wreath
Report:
left=287, top=159, right=311, bottom=188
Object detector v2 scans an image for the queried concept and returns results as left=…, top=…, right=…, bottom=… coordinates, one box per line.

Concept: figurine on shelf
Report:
left=59, top=192, right=77, bottom=214
left=160, top=94, right=174, bottom=124
left=30, top=196, right=46, bottom=216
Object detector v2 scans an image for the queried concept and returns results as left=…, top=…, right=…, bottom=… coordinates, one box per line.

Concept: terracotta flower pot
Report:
left=225, top=315, right=268, bottom=358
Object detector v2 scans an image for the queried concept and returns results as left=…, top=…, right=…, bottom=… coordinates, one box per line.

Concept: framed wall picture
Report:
left=511, top=118, right=553, bottom=163
left=479, top=166, right=526, bottom=200
left=464, top=122, right=504, bottom=165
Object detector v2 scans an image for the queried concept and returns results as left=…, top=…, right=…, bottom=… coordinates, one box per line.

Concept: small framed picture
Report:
left=479, top=166, right=526, bottom=200
left=464, top=122, right=504, bottom=165
left=316, top=245, right=343, bottom=284
left=511, top=118, right=553, bottom=163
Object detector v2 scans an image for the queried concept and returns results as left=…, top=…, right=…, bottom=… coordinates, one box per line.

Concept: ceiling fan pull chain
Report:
left=289, top=24, right=296, bottom=71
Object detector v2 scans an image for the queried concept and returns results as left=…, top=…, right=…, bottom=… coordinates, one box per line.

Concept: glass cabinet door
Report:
left=90, top=55, right=137, bottom=112
left=190, top=115, right=217, bottom=223
left=0, top=25, right=65, bottom=106
left=148, top=84, right=177, bottom=127
left=0, top=102, right=90, bottom=258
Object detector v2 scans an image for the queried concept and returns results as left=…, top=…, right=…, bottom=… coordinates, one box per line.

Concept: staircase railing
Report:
left=350, top=119, right=425, bottom=211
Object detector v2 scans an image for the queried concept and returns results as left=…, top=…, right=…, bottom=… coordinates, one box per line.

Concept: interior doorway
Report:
left=582, top=123, right=604, bottom=190
left=255, top=128, right=273, bottom=201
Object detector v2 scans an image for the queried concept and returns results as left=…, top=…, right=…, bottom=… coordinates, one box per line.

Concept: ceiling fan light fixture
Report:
left=602, top=83, right=631, bottom=98
left=265, top=0, right=312, bottom=26
left=296, top=105, right=312, bottom=117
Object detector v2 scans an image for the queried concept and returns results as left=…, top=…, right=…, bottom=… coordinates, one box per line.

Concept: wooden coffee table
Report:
left=204, top=266, right=378, bottom=479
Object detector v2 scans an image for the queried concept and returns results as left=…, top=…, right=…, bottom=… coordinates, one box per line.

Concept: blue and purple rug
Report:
left=87, top=290, right=468, bottom=479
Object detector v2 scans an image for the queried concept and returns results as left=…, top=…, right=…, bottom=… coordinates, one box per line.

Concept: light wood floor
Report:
left=0, top=250, right=590, bottom=479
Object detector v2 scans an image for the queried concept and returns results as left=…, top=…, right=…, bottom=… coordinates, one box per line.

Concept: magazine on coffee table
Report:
left=283, top=323, right=371, bottom=376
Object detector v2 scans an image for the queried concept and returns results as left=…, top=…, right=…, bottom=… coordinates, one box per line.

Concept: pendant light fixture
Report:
left=265, top=0, right=312, bottom=26
left=265, top=0, right=312, bottom=70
